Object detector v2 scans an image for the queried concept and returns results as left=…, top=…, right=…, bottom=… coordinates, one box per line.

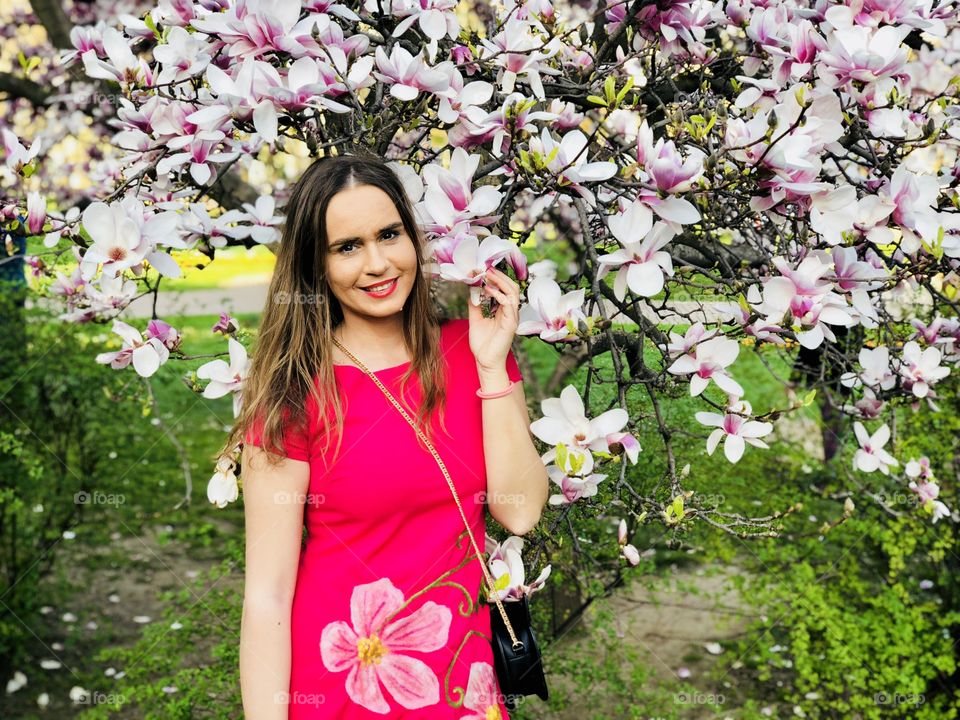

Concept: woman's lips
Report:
left=360, top=277, right=398, bottom=297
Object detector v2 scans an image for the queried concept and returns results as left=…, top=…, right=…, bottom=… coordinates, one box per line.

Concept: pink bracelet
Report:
left=476, top=380, right=517, bottom=399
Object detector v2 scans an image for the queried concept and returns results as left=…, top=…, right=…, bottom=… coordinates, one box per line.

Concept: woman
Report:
left=228, top=154, right=549, bottom=719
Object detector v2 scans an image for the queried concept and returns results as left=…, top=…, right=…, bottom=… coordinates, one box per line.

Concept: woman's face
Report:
left=324, top=184, right=419, bottom=324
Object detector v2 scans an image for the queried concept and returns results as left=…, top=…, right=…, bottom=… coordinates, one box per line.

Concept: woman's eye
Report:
left=338, top=242, right=357, bottom=254
left=381, top=230, right=399, bottom=241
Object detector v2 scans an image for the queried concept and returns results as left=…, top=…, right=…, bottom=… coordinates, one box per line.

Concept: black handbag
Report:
left=333, top=338, right=549, bottom=710
left=489, top=593, right=549, bottom=709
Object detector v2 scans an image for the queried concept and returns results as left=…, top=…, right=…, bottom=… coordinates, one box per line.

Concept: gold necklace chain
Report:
left=332, top=338, right=523, bottom=649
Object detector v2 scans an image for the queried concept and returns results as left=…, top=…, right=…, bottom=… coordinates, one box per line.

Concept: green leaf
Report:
left=587, top=95, right=608, bottom=107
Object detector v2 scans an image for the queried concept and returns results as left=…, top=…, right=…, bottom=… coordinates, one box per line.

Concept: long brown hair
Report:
left=220, top=153, right=449, bottom=471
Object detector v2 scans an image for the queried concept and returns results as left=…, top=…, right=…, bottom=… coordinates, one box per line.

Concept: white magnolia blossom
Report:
left=196, top=338, right=251, bottom=417
left=852, top=421, right=899, bottom=475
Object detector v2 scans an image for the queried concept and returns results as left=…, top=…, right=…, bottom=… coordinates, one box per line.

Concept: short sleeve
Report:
left=243, top=406, right=312, bottom=462
left=506, top=346, right=523, bottom=383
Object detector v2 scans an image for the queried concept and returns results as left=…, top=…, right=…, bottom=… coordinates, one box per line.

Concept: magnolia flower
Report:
left=530, top=384, right=640, bottom=473
left=418, top=148, right=502, bottom=234
left=264, top=56, right=352, bottom=115
left=597, top=202, right=676, bottom=300
left=485, top=535, right=551, bottom=601
left=1, top=128, right=42, bottom=173
left=667, top=337, right=744, bottom=397
left=82, top=27, right=149, bottom=85
left=758, top=256, right=854, bottom=349
left=663, top=322, right=719, bottom=358
left=207, top=454, right=239, bottom=508
left=897, top=341, right=950, bottom=398
left=238, top=195, right=284, bottom=244
left=436, top=235, right=519, bottom=306
left=817, top=24, right=910, bottom=93
left=199, top=58, right=283, bottom=143
left=95, top=320, right=171, bottom=377
left=157, top=130, right=240, bottom=186
left=617, top=519, right=640, bottom=566
left=694, top=409, right=773, bottom=463
left=547, top=465, right=606, bottom=505
left=197, top=338, right=250, bottom=417
left=153, top=25, right=212, bottom=85
left=212, top=312, right=239, bottom=336
left=373, top=45, right=451, bottom=101
left=26, top=192, right=46, bottom=234
left=636, top=122, right=704, bottom=193
left=478, top=17, right=562, bottom=100
left=810, top=185, right=894, bottom=246
left=529, top=127, right=618, bottom=201
left=852, top=421, right=898, bottom=475
left=908, top=480, right=951, bottom=523
left=840, top=346, right=897, bottom=391
left=79, top=198, right=182, bottom=281
left=905, top=456, right=933, bottom=481
left=391, top=0, right=460, bottom=61
left=516, top=277, right=588, bottom=343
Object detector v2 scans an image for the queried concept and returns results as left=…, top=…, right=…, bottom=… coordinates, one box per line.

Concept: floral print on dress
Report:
left=319, top=577, right=453, bottom=714
left=459, top=662, right=503, bottom=720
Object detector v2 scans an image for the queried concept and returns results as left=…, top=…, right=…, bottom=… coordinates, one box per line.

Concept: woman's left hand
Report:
left=467, top=266, right=521, bottom=372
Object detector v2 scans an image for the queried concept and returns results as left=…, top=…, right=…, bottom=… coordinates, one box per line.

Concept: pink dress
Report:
left=245, top=318, right=521, bottom=718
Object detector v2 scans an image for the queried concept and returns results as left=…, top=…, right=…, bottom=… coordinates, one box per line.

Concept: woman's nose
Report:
left=363, top=242, right=389, bottom=273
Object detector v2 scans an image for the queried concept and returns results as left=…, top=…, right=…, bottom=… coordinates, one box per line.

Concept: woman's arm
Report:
left=239, top=445, right=310, bottom=720
left=478, top=364, right=550, bottom=536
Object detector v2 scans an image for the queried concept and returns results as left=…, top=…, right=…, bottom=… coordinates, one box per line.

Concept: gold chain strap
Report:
left=332, top=338, right=524, bottom=650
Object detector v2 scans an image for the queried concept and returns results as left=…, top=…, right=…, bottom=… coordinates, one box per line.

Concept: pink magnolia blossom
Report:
left=636, top=122, right=704, bottom=194
left=667, top=337, right=745, bottom=397
left=484, top=535, right=551, bottom=601
left=373, top=45, right=452, bottom=101
left=206, top=453, right=239, bottom=508
left=478, top=17, right=562, bottom=100
left=695, top=409, right=773, bottom=463
left=436, top=235, right=521, bottom=305
left=212, top=312, right=239, bottom=336
left=516, top=276, right=588, bottom=343
left=95, top=320, right=171, bottom=378
left=319, top=577, right=452, bottom=714
left=26, top=191, right=46, bottom=234
left=896, top=341, right=950, bottom=398
left=547, top=465, right=606, bottom=505
left=528, top=127, right=618, bottom=203
left=82, top=27, right=154, bottom=86
left=418, top=148, right=502, bottom=234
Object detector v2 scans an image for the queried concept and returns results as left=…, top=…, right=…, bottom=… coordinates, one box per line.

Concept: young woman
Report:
left=228, top=154, right=549, bottom=719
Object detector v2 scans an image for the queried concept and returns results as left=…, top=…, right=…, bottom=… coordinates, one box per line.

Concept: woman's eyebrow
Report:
left=329, top=221, right=404, bottom=248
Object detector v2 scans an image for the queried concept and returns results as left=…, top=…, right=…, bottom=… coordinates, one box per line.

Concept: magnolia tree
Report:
left=3, top=0, right=960, bottom=609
